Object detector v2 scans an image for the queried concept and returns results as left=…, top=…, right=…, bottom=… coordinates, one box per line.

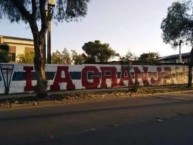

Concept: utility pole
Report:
left=47, top=0, right=55, bottom=64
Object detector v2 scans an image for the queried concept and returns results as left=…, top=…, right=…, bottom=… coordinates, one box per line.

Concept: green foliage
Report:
left=0, top=44, right=9, bottom=63
left=56, top=0, right=90, bottom=21
left=82, top=40, right=119, bottom=63
left=17, top=52, right=34, bottom=64
left=119, top=51, right=136, bottom=62
left=0, top=0, right=90, bottom=96
left=0, top=0, right=90, bottom=23
left=138, top=52, right=160, bottom=65
left=71, top=50, right=86, bottom=64
left=52, top=48, right=72, bottom=64
left=161, top=1, right=192, bottom=47
left=161, top=1, right=193, bottom=87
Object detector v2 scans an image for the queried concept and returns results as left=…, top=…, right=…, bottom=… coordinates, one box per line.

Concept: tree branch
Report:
left=10, top=0, right=31, bottom=22
left=31, top=0, right=37, bottom=19
left=39, top=0, right=47, bottom=37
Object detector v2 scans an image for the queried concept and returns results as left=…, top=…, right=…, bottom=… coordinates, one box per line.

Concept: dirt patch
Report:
left=0, top=84, right=192, bottom=109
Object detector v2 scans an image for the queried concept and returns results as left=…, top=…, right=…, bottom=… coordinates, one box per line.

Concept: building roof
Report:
left=0, top=35, right=34, bottom=46
left=0, top=35, right=33, bottom=41
left=159, top=52, right=190, bottom=61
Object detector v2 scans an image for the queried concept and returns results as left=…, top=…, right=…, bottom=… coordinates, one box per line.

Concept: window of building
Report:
left=25, top=47, right=34, bottom=54
left=8, top=53, right=16, bottom=62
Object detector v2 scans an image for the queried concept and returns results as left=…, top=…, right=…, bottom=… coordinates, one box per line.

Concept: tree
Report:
left=71, top=50, right=86, bottom=64
left=52, top=48, right=72, bottom=64
left=138, top=52, right=160, bottom=65
left=119, top=51, right=136, bottom=62
left=0, top=0, right=90, bottom=97
left=0, top=44, right=9, bottom=63
left=17, top=52, right=34, bottom=64
left=161, top=1, right=193, bottom=87
left=82, top=40, right=119, bottom=63
left=161, top=1, right=190, bottom=63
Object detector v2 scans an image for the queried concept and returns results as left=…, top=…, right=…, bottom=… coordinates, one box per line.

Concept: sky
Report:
left=0, top=0, right=191, bottom=58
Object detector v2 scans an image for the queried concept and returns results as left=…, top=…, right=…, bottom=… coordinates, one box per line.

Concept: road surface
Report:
left=1, top=92, right=193, bottom=145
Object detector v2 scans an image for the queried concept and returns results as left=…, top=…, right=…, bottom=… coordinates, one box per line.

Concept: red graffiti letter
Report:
left=150, top=67, right=162, bottom=85
left=119, top=66, right=133, bottom=87
left=164, top=67, right=171, bottom=78
left=134, top=67, right=149, bottom=86
left=100, top=67, right=117, bottom=88
left=24, top=66, right=35, bottom=91
left=51, top=66, right=75, bottom=91
left=162, top=67, right=172, bottom=84
left=82, top=66, right=100, bottom=89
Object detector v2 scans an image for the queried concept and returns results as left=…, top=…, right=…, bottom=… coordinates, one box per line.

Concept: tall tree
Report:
left=161, top=1, right=193, bottom=87
left=138, top=52, right=160, bottom=65
left=161, top=1, right=190, bottom=63
left=52, top=48, right=72, bottom=64
left=82, top=40, right=119, bottom=63
left=0, top=0, right=90, bottom=97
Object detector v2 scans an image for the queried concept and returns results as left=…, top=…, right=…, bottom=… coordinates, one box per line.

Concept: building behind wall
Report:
left=159, top=52, right=190, bottom=64
left=0, top=35, right=34, bottom=63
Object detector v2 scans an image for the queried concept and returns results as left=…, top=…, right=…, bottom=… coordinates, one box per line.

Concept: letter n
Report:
left=134, top=67, right=149, bottom=86
left=150, top=67, right=161, bottom=85
left=119, top=66, right=133, bottom=87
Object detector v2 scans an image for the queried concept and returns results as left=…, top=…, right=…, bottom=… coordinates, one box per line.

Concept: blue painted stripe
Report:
left=70, top=72, right=81, bottom=80
left=87, top=72, right=100, bottom=79
left=11, top=72, right=122, bottom=81
left=46, top=72, right=55, bottom=80
left=12, top=72, right=25, bottom=81
left=12, top=72, right=81, bottom=81
left=86, top=72, right=121, bottom=79
left=12, top=72, right=56, bottom=81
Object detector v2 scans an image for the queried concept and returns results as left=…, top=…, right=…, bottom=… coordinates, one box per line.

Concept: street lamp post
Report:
left=47, top=0, right=55, bottom=64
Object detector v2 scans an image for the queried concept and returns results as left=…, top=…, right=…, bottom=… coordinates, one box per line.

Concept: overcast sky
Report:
left=0, top=0, right=191, bottom=57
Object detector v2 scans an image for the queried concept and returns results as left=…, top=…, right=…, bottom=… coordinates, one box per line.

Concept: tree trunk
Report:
left=179, top=41, right=182, bottom=63
left=187, top=48, right=193, bottom=88
left=33, top=33, right=47, bottom=97
left=188, top=64, right=192, bottom=87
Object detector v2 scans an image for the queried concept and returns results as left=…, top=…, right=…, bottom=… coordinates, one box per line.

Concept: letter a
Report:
left=51, top=66, right=75, bottom=91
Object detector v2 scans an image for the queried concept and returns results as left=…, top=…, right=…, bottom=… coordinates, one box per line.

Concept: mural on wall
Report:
left=0, top=64, right=189, bottom=94
left=0, top=64, right=14, bottom=94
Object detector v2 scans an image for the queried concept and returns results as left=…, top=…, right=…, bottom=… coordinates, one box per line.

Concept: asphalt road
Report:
left=1, top=92, right=193, bottom=145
